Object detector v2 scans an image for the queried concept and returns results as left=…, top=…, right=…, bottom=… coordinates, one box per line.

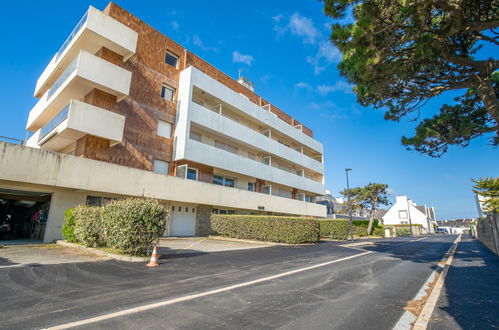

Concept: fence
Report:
left=474, top=213, right=499, bottom=255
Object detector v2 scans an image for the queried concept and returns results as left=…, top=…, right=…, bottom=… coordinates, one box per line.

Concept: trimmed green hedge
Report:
left=62, top=208, right=76, bottom=243
left=351, top=219, right=380, bottom=228
left=62, top=198, right=167, bottom=256
left=211, top=215, right=319, bottom=244
left=319, top=219, right=349, bottom=240
left=395, top=227, right=411, bottom=236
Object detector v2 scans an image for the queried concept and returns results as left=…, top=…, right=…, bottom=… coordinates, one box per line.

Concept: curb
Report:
left=207, top=235, right=288, bottom=246
left=56, top=240, right=148, bottom=262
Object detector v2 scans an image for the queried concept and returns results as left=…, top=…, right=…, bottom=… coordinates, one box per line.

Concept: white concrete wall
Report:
left=66, top=100, right=125, bottom=144
left=183, top=139, right=324, bottom=194
left=180, top=67, right=323, bottom=153
left=189, top=103, right=323, bottom=174
left=35, top=6, right=138, bottom=97
left=0, top=143, right=326, bottom=220
left=28, top=50, right=132, bottom=131
left=45, top=190, right=87, bottom=243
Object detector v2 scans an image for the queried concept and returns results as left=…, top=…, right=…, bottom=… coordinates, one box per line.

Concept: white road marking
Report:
left=46, top=238, right=426, bottom=330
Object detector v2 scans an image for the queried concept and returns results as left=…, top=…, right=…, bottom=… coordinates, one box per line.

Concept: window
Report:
left=186, top=168, right=198, bottom=181
left=262, top=156, right=271, bottom=166
left=305, top=195, right=314, bottom=203
left=153, top=159, right=169, bottom=175
left=248, top=182, right=255, bottom=192
left=86, top=196, right=114, bottom=207
left=157, top=120, right=172, bottom=138
left=165, top=51, right=179, bottom=68
left=215, top=140, right=238, bottom=154
left=213, top=175, right=236, bottom=187
left=263, top=185, right=271, bottom=195
left=398, top=210, right=408, bottom=219
left=224, top=177, right=235, bottom=187
left=213, top=175, right=224, bottom=185
left=247, top=152, right=256, bottom=160
left=161, top=84, right=175, bottom=102
left=278, top=188, right=293, bottom=199
left=190, top=131, right=202, bottom=142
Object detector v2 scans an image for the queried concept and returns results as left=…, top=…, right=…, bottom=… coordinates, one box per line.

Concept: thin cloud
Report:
left=232, top=51, right=254, bottom=66
left=317, top=81, right=354, bottom=95
left=294, top=81, right=313, bottom=91
left=170, top=20, right=179, bottom=31
left=273, top=12, right=341, bottom=75
left=193, top=35, right=219, bottom=53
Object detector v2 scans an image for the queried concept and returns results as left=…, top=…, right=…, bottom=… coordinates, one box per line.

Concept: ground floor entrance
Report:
left=0, top=188, right=51, bottom=242
left=169, top=204, right=197, bottom=237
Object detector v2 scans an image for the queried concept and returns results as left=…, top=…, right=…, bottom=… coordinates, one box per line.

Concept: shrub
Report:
left=351, top=219, right=380, bottom=228
left=319, top=220, right=349, bottom=240
left=73, top=206, right=103, bottom=247
left=353, top=226, right=369, bottom=237
left=211, top=215, right=319, bottom=244
left=373, top=226, right=385, bottom=237
left=395, top=227, right=411, bottom=237
left=102, top=198, right=167, bottom=256
left=62, top=208, right=76, bottom=242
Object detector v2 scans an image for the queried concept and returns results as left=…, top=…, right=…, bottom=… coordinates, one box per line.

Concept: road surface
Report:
left=1, top=235, right=495, bottom=329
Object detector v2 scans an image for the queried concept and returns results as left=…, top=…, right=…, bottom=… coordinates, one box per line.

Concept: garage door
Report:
left=170, top=205, right=196, bottom=236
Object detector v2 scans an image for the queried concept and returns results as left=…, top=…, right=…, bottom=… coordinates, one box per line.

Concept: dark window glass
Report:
left=227, top=210, right=235, bottom=215
left=161, top=85, right=175, bottom=102
left=187, top=168, right=197, bottom=180
left=224, top=178, right=235, bottom=187
left=165, top=51, right=178, bottom=67
left=247, top=182, right=254, bottom=191
left=86, top=196, right=102, bottom=206
left=213, top=175, right=224, bottom=185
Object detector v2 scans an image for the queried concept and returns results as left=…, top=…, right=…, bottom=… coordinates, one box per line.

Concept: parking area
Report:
left=0, top=244, right=109, bottom=268
left=158, top=237, right=274, bottom=255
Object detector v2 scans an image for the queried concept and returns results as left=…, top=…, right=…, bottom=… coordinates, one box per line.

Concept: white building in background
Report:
left=383, top=196, right=437, bottom=233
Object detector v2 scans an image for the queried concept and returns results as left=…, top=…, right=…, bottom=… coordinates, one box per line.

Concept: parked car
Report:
left=435, top=228, right=447, bottom=234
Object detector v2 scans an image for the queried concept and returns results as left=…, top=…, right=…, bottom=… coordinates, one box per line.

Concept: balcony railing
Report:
left=46, top=57, right=78, bottom=100
left=38, top=104, right=70, bottom=142
left=194, top=101, right=323, bottom=165
left=55, top=11, right=88, bottom=62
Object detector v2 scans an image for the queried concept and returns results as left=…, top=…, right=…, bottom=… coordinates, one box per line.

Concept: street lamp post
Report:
left=406, top=197, right=413, bottom=236
left=345, top=168, right=353, bottom=241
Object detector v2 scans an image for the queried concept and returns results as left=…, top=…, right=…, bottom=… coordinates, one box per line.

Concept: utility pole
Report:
left=345, top=168, right=353, bottom=241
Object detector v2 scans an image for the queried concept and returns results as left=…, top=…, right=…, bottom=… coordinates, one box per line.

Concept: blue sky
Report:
left=0, top=1, right=497, bottom=219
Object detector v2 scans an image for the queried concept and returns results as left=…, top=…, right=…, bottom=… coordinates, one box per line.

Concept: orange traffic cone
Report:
left=146, top=247, right=159, bottom=267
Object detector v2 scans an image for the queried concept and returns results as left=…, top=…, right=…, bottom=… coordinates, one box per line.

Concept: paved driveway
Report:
left=0, top=244, right=108, bottom=268
left=158, top=237, right=273, bottom=256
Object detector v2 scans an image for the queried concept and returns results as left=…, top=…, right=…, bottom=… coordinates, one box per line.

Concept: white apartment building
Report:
left=0, top=3, right=326, bottom=243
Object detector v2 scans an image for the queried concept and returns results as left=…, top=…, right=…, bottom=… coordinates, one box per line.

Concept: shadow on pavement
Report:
left=429, top=236, right=499, bottom=329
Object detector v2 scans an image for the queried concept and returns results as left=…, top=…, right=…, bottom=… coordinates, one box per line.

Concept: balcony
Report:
left=26, top=100, right=125, bottom=152
left=34, top=6, right=138, bottom=98
left=179, top=67, right=323, bottom=154
left=189, top=102, right=324, bottom=174
left=178, top=139, right=324, bottom=195
left=27, top=50, right=132, bottom=131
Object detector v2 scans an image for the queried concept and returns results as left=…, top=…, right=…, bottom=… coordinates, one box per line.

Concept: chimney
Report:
left=237, top=76, right=254, bottom=92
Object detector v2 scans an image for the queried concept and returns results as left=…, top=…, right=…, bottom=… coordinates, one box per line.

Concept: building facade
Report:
left=382, top=196, right=437, bottom=233
left=0, top=3, right=326, bottom=243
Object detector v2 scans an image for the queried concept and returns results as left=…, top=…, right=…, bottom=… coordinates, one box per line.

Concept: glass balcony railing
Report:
left=55, top=11, right=88, bottom=62
left=38, top=104, right=70, bottom=142
left=46, top=57, right=78, bottom=100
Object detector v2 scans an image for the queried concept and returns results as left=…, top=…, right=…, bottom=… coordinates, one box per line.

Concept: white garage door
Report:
left=170, top=205, right=197, bottom=236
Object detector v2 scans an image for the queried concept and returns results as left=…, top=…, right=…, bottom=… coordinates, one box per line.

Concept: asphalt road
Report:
left=0, top=235, right=466, bottom=329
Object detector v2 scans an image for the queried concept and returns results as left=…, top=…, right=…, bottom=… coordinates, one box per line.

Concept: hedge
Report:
left=319, top=219, right=349, bottom=240
left=211, top=215, right=319, bottom=244
left=395, top=227, right=411, bottom=236
left=351, top=219, right=380, bottom=228
left=62, top=198, right=167, bottom=256
left=62, top=208, right=76, bottom=243
left=103, top=198, right=167, bottom=256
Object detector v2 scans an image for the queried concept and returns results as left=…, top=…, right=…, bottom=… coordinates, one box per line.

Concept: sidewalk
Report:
left=428, top=235, right=499, bottom=329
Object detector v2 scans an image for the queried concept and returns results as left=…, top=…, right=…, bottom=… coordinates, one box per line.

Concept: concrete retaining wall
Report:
left=476, top=213, right=499, bottom=255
